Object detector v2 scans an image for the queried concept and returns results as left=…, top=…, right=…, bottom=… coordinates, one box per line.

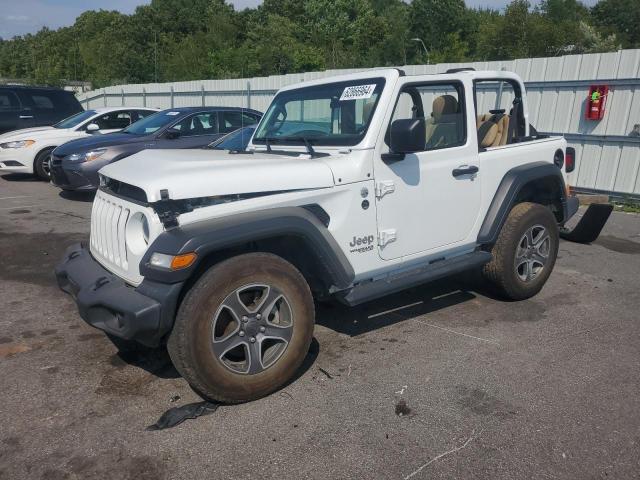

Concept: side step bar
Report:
left=338, top=251, right=492, bottom=307
left=560, top=203, right=613, bottom=244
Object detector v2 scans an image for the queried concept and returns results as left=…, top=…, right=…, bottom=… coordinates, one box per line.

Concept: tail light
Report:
left=565, top=147, right=576, bottom=173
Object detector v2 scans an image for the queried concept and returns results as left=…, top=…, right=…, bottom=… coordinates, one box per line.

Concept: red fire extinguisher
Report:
left=586, top=85, right=608, bottom=121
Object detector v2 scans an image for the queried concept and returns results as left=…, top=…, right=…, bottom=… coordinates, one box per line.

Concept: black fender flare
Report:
left=477, top=161, right=567, bottom=246
left=140, top=206, right=355, bottom=289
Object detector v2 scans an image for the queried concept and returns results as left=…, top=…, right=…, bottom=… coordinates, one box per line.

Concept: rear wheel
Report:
left=34, top=148, right=54, bottom=181
left=168, top=252, right=315, bottom=403
left=482, top=202, right=559, bottom=300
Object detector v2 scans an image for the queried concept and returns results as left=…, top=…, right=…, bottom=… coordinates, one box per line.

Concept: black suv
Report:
left=0, top=86, right=83, bottom=135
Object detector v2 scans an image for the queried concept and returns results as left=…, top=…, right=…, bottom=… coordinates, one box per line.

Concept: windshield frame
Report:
left=53, top=110, right=97, bottom=129
left=253, top=77, right=386, bottom=148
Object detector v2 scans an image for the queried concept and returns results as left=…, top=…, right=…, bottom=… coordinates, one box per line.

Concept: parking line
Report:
left=0, top=195, right=33, bottom=200
left=368, top=301, right=424, bottom=319
left=0, top=204, right=46, bottom=210
left=414, top=319, right=500, bottom=345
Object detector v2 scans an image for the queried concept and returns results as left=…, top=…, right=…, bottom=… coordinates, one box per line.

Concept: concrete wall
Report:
left=78, top=49, right=640, bottom=198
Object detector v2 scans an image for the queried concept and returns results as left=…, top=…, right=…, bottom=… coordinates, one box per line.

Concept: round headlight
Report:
left=126, top=212, right=150, bottom=255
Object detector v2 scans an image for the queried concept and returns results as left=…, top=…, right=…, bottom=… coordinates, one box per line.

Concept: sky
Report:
left=0, top=0, right=599, bottom=39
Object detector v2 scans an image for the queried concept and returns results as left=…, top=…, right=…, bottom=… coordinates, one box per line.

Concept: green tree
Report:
left=592, top=0, right=640, bottom=48
left=409, top=0, right=468, bottom=57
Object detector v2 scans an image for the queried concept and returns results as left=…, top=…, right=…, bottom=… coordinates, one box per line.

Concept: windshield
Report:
left=53, top=110, right=97, bottom=129
left=210, top=126, right=256, bottom=150
left=123, top=110, right=182, bottom=135
left=253, top=78, right=385, bottom=147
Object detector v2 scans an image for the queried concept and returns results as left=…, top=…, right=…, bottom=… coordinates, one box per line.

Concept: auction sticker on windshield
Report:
left=340, top=84, right=377, bottom=101
left=166, top=111, right=180, bottom=116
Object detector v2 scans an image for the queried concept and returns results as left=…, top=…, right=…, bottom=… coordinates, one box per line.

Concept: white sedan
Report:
left=0, top=107, right=158, bottom=180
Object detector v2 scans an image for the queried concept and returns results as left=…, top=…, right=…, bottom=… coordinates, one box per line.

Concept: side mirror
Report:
left=164, top=128, right=181, bottom=139
left=86, top=123, right=100, bottom=133
left=389, top=118, right=426, bottom=154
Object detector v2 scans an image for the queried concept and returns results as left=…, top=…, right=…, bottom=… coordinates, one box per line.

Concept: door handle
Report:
left=452, top=165, right=479, bottom=177
left=19, top=115, right=34, bottom=119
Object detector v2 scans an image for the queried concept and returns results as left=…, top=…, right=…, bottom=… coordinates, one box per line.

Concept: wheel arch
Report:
left=33, top=144, right=56, bottom=165
left=140, top=206, right=355, bottom=297
left=478, top=161, right=567, bottom=247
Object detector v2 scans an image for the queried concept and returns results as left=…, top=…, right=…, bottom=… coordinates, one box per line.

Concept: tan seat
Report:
left=477, top=113, right=509, bottom=147
left=426, top=95, right=462, bottom=148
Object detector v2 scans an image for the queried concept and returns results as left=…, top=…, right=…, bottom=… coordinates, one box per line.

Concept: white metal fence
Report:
left=78, top=49, right=640, bottom=198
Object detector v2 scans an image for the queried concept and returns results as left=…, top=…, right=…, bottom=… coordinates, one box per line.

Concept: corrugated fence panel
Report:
left=77, top=50, right=640, bottom=197
left=616, top=146, right=640, bottom=194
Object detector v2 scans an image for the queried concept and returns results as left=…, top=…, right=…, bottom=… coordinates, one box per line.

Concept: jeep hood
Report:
left=99, top=149, right=335, bottom=202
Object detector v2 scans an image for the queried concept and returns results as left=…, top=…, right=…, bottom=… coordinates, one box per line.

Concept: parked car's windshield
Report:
left=209, top=126, right=256, bottom=151
left=123, top=110, right=182, bottom=135
left=253, top=78, right=385, bottom=147
left=53, top=110, right=97, bottom=129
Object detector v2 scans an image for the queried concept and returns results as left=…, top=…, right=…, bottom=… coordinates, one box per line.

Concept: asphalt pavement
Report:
left=1, top=173, right=639, bottom=480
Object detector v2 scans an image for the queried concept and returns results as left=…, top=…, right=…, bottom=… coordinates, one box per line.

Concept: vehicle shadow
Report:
left=59, top=190, right=96, bottom=203
left=107, top=335, right=321, bottom=387
left=107, top=275, right=489, bottom=402
left=0, top=173, right=41, bottom=182
left=108, top=341, right=181, bottom=380
left=316, top=274, right=493, bottom=337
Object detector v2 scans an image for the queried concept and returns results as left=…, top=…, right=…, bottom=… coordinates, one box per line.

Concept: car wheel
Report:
left=34, top=148, right=54, bottom=181
left=482, top=202, right=559, bottom=300
left=167, top=252, right=315, bottom=403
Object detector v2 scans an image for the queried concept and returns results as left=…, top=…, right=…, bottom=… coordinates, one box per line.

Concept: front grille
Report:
left=50, top=154, right=63, bottom=166
left=90, top=193, right=130, bottom=270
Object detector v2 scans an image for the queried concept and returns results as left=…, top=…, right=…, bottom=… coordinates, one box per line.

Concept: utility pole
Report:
left=154, top=31, right=158, bottom=83
left=411, top=38, right=429, bottom=65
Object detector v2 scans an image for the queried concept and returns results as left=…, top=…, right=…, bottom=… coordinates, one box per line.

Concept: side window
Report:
left=93, top=111, right=132, bottom=130
left=220, top=111, right=259, bottom=133
left=475, top=81, right=516, bottom=117
left=30, top=94, right=55, bottom=110
left=132, top=110, right=153, bottom=122
left=474, top=79, right=524, bottom=147
left=387, top=82, right=465, bottom=151
left=0, top=91, right=20, bottom=110
left=173, top=113, right=218, bottom=137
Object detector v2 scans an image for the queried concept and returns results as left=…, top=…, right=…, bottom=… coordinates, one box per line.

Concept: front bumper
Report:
left=0, top=148, right=34, bottom=174
left=50, top=154, right=100, bottom=190
left=55, top=243, right=183, bottom=347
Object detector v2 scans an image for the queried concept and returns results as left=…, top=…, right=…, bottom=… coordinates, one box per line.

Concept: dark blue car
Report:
left=50, top=107, right=261, bottom=191
left=208, top=126, right=256, bottom=151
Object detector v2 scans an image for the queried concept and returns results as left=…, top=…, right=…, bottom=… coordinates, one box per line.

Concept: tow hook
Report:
left=560, top=203, right=613, bottom=244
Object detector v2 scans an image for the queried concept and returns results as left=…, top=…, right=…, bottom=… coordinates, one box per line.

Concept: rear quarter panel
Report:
left=471, top=136, right=567, bottom=239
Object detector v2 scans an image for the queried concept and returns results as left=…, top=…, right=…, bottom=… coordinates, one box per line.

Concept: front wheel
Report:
left=34, top=148, right=54, bottom=181
left=167, top=253, right=315, bottom=403
left=482, top=202, right=559, bottom=300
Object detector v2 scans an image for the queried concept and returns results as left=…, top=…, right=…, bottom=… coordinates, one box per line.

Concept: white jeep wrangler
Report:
left=57, top=68, right=609, bottom=403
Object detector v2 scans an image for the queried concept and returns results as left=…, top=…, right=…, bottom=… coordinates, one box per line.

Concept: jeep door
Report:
left=373, top=77, right=481, bottom=260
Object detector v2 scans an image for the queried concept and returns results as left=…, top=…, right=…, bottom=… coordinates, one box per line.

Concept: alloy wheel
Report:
left=211, top=284, right=293, bottom=375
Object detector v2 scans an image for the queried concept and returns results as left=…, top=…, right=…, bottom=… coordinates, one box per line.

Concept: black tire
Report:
left=482, top=202, right=559, bottom=300
left=34, top=147, right=54, bottom=181
left=167, top=252, right=315, bottom=404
